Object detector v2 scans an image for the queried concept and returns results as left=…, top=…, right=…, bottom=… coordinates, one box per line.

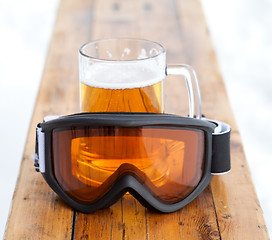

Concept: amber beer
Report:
left=80, top=63, right=165, bottom=113
left=80, top=81, right=163, bottom=113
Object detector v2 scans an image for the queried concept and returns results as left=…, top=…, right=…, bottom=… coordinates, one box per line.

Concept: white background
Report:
left=0, top=0, right=271, bottom=238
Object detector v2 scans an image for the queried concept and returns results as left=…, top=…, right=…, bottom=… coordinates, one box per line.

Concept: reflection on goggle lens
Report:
left=53, top=127, right=205, bottom=204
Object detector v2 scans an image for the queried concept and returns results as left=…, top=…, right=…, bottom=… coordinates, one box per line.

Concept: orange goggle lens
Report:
left=52, top=126, right=205, bottom=204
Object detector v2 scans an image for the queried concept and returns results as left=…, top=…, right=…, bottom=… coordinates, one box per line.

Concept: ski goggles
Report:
left=34, top=112, right=230, bottom=213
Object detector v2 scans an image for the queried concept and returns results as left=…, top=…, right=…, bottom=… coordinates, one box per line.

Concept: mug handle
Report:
left=166, top=64, right=202, bottom=119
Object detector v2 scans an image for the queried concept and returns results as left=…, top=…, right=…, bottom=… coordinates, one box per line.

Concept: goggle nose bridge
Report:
left=97, top=174, right=165, bottom=211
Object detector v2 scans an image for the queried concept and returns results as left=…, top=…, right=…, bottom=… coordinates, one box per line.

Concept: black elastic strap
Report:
left=209, top=120, right=231, bottom=174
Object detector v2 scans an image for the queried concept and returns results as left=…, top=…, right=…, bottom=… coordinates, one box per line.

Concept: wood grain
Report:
left=175, top=1, right=269, bottom=238
left=4, top=0, right=269, bottom=239
left=4, top=0, right=93, bottom=239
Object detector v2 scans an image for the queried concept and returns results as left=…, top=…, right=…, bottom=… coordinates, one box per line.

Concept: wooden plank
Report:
left=146, top=188, right=220, bottom=240
left=73, top=200, right=123, bottom=239
left=74, top=196, right=147, bottom=240
left=4, top=0, right=269, bottom=239
left=121, top=196, right=147, bottom=240
left=4, top=0, right=94, bottom=239
left=73, top=0, right=220, bottom=239
left=176, top=0, right=269, bottom=239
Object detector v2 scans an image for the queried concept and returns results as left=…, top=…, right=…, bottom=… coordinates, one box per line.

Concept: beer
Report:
left=80, top=62, right=164, bottom=113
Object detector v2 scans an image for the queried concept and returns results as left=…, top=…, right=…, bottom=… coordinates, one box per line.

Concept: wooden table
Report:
left=4, top=0, right=269, bottom=239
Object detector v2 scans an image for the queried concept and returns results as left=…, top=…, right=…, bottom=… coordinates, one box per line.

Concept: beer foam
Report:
left=81, top=61, right=165, bottom=89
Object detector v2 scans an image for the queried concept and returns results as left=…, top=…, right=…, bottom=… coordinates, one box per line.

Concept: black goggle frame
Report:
left=35, top=112, right=231, bottom=213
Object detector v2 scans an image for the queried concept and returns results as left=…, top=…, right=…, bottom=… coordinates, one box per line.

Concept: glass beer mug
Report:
left=79, top=38, right=201, bottom=117
left=74, top=38, right=202, bottom=190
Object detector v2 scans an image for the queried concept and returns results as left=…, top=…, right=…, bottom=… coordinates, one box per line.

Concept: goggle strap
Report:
left=34, top=116, right=60, bottom=173
left=210, top=120, right=231, bottom=175
left=35, top=126, right=45, bottom=173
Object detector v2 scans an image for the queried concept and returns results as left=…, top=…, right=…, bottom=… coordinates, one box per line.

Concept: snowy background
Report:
left=0, top=0, right=271, bottom=238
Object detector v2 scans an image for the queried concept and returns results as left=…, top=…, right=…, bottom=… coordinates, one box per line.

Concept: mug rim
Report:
left=79, top=38, right=166, bottom=62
